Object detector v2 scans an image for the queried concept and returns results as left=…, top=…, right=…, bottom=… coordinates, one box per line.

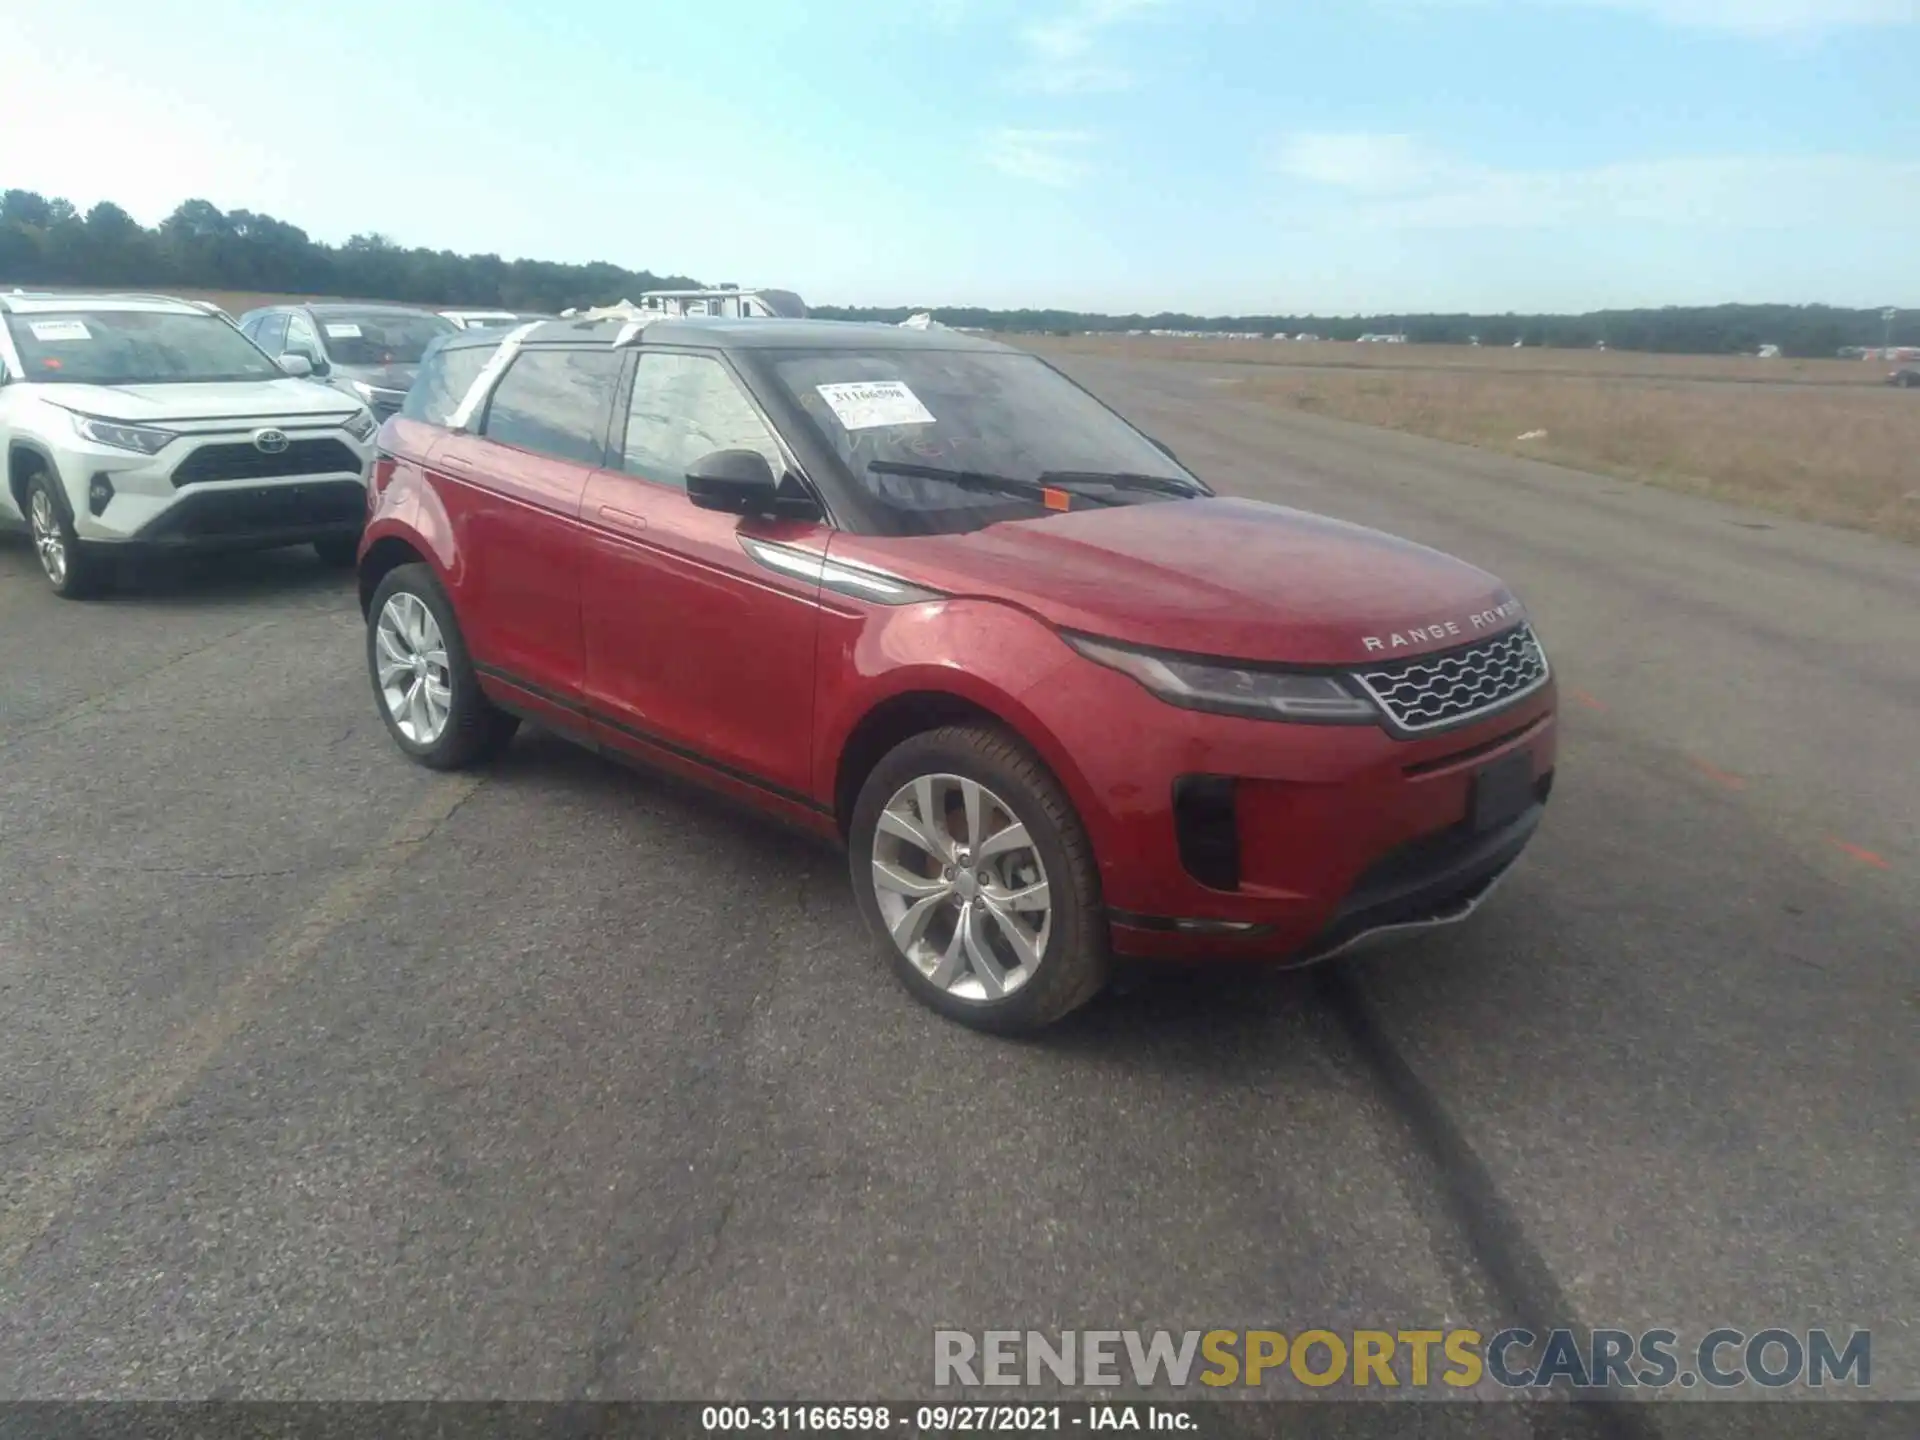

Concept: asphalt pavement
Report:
left=0, top=357, right=1912, bottom=1424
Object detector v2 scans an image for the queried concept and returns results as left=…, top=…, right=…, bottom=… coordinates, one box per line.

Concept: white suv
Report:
left=0, top=292, right=378, bottom=598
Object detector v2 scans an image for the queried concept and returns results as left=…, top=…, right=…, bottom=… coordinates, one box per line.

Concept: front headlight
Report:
left=1066, top=634, right=1379, bottom=723
left=69, top=412, right=176, bottom=455
left=344, top=409, right=377, bottom=441
left=349, top=379, right=377, bottom=403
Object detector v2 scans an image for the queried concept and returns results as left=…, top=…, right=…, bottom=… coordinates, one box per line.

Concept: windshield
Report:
left=316, top=311, right=455, bottom=366
left=4, top=310, right=281, bottom=386
left=764, top=348, right=1201, bottom=535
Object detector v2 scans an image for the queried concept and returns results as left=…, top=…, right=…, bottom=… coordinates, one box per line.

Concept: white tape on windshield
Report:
left=447, top=321, right=544, bottom=432
left=816, top=381, right=935, bottom=430
left=28, top=320, right=91, bottom=342
left=324, top=323, right=362, bottom=339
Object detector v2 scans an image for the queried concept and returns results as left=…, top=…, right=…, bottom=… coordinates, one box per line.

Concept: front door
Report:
left=580, top=349, right=826, bottom=802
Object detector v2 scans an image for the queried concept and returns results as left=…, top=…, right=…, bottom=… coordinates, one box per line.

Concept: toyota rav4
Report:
left=1, top=292, right=377, bottom=596
left=358, top=317, right=1557, bottom=1032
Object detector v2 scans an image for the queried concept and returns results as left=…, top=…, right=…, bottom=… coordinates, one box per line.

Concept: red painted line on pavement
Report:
left=1689, top=757, right=1748, bottom=791
left=1569, top=688, right=1607, bottom=711
left=1826, top=836, right=1892, bottom=870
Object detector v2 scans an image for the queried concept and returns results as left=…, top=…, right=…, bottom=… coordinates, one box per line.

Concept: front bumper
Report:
left=58, top=426, right=372, bottom=549
left=123, top=479, right=368, bottom=551
left=1035, top=656, right=1559, bottom=964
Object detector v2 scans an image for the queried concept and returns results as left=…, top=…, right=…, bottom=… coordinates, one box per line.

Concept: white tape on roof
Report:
left=447, top=321, right=544, bottom=432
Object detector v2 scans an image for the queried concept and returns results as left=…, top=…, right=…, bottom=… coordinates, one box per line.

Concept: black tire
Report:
left=365, top=562, right=517, bottom=770
left=849, top=724, right=1108, bottom=1034
left=313, top=533, right=361, bottom=567
left=23, top=469, right=104, bottom=599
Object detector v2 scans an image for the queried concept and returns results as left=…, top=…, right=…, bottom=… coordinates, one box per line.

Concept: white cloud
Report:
left=1009, top=0, right=1169, bottom=93
left=1270, top=133, right=1467, bottom=195
left=983, top=129, right=1097, bottom=186
left=1271, top=132, right=1920, bottom=232
left=1391, top=0, right=1917, bottom=35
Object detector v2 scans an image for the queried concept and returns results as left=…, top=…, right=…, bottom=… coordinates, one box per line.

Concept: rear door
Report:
left=428, top=345, right=623, bottom=706
left=579, top=348, right=828, bottom=801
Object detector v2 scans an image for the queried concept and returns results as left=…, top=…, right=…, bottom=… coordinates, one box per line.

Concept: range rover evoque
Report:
left=358, top=316, right=1557, bottom=1032
left=1, top=291, right=377, bottom=597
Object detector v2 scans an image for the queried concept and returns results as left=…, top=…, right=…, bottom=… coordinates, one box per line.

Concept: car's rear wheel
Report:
left=849, top=724, right=1107, bottom=1034
left=25, top=471, right=103, bottom=599
left=366, top=562, right=517, bottom=769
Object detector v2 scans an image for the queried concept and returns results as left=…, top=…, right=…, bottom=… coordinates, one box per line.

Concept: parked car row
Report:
left=0, top=290, right=379, bottom=594
left=2, top=289, right=1558, bottom=1032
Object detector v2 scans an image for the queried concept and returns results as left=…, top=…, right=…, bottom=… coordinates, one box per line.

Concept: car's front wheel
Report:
left=25, top=470, right=103, bottom=599
left=366, top=562, right=518, bottom=769
left=849, top=724, right=1108, bottom=1034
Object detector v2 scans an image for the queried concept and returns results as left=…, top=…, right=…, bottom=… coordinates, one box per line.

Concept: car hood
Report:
left=835, top=496, right=1525, bottom=667
left=40, top=378, right=362, bottom=424
left=329, top=363, right=419, bottom=392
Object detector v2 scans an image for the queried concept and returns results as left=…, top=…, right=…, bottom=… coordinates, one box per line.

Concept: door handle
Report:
left=598, top=505, right=648, bottom=533
left=438, top=453, right=474, bottom=471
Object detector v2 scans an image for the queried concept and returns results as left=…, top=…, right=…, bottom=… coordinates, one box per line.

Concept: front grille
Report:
left=1353, top=624, right=1549, bottom=733
left=170, top=438, right=363, bottom=487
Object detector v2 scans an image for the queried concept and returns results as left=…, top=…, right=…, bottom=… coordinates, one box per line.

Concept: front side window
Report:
left=480, top=348, right=622, bottom=465
left=2, top=309, right=281, bottom=386
left=403, top=342, right=494, bottom=427
left=312, top=310, right=456, bottom=367
left=764, top=348, right=1202, bottom=535
left=621, top=352, right=784, bottom=489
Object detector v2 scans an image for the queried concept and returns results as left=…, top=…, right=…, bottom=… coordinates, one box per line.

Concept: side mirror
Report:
left=686, top=449, right=779, bottom=515
left=277, top=352, right=314, bottom=378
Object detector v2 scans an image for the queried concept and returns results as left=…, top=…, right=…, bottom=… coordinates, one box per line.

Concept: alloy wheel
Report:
left=375, top=591, right=453, bottom=745
left=29, top=489, right=67, bottom=588
left=870, top=773, right=1052, bottom=1002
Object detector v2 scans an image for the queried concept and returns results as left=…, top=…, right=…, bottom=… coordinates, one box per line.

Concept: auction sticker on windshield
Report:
left=325, top=323, right=363, bottom=339
left=27, top=320, right=91, bottom=342
left=817, top=381, right=936, bottom=430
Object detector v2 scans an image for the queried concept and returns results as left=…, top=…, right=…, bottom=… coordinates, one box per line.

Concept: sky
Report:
left=2, top=0, right=1917, bottom=314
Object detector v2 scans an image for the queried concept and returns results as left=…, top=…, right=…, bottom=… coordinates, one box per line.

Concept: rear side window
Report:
left=621, top=352, right=784, bottom=488
left=481, top=348, right=622, bottom=465
left=402, top=344, right=493, bottom=427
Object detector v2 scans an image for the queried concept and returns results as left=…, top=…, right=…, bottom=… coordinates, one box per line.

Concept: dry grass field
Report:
left=1029, top=336, right=1920, bottom=543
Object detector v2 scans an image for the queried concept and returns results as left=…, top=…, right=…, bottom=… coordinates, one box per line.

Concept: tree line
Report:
left=0, top=189, right=700, bottom=315
left=2, top=186, right=1909, bottom=358
left=809, top=303, right=1913, bottom=359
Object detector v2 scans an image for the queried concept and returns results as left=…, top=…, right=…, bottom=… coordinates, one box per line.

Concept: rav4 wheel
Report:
left=850, top=724, right=1107, bottom=1034
left=25, top=471, right=103, bottom=599
left=366, top=562, right=518, bottom=770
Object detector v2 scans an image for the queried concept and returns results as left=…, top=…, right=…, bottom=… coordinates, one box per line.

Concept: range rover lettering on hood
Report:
left=1361, top=598, right=1525, bottom=653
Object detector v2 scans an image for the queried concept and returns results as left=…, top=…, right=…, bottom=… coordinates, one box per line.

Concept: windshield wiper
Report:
left=866, top=460, right=1122, bottom=506
left=1037, top=470, right=1205, bottom=498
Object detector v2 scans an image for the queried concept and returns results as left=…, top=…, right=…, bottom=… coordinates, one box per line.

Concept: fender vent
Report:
left=1173, top=775, right=1240, bottom=891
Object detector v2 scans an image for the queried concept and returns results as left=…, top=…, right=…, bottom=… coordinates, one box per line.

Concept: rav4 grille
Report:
left=170, top=439, right=363, bottom=487
left=1352, top=624, right=1550, bottom=733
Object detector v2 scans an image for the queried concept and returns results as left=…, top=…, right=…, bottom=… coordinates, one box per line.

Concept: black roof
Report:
left=433, top=315, right=1016, bottom=355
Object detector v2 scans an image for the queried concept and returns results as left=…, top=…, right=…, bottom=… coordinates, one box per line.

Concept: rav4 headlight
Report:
left=344, top=409, right=378, bottom=441
left=69, top=412, right=176, bottom=455
left=1065, top=633, right=1379, bottom=723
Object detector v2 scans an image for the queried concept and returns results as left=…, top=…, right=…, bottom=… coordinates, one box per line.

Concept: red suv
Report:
left=359, top=318, right=1556, bottom=1032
